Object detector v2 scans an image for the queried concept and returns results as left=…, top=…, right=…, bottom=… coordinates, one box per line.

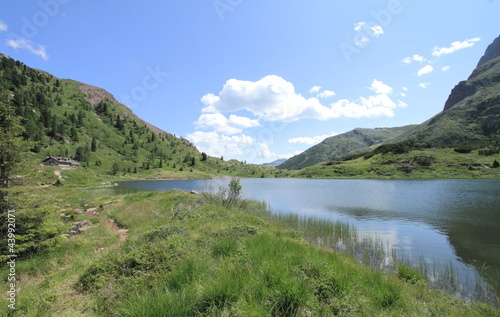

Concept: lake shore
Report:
left=1, top=184, right=499, bottom=316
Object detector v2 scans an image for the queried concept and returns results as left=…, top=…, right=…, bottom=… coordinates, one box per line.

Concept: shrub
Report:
left=413, top=155, right=435, bottom=166
left=493, top=160, right=499, bottom=168
left=203, top=178, right=248, bottom=209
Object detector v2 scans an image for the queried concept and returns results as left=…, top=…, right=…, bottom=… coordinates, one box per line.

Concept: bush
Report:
left=413, top=155, right=435, bottom=166
left=203, top=178, right=248, bottom=209
left=493, top=160, right=499, bottom=168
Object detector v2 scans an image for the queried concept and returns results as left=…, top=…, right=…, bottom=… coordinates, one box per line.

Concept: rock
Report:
left=86, top=207, right=97, bottom=213
left=190, top=190, right=199, bottom=194
left=477, top=34, right=500, bottom=68
left=104, top=201, right=113, bottom=205
left=443, top=81, right=477, bottom=111
left=61, top=234, right=71, bottom=239
left=70, top=225, right=80, bottom=232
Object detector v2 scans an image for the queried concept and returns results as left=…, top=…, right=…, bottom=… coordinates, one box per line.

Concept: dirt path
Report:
left=104, top=218, right=129, bottom=242
left=54, top=170, right=62, bottom=180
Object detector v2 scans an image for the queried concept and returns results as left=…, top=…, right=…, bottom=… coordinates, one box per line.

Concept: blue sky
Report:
left=2, top=1, right=499, bottom=163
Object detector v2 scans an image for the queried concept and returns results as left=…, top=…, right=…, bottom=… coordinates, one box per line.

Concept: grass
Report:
left=293, top=148, right=500, bottom=179
left=1, top=185, right=499, bottom=316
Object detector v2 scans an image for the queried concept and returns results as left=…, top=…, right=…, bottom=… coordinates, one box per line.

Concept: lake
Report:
left=113, top=178, right=500, bottom=299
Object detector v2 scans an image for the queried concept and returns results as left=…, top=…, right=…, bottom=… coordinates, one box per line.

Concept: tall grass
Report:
left=244, top=203, right=499, bottom=306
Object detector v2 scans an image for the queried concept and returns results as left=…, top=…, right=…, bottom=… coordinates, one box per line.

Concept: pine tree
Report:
left=111, top=162, right=120, bottom=175
left=91, top=137, right=97, bottom=152
left=0, top=91, right=34, bottom=212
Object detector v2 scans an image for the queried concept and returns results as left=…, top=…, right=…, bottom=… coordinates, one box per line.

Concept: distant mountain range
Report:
left=262, top=158, right=288, bottom=167
left=277, top=126, right=417, bottom=170
left=279, top=34, right=500, bottom=170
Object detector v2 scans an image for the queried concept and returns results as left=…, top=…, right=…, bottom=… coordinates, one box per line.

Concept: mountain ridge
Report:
left=404, top=34, right=500, bottom=145
left=280, top=34, right=500, bottom=170
left=278, top=125, right=417, bottom=170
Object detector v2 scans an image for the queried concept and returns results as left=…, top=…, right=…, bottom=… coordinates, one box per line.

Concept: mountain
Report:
left=278, top=125, right=417, bottom=170
left=280, top=34, right=500, bottom=171
left=262, top=158, right=287, bottom=167
left=404, top=34, right=500, bottom=145
left=0, top=54, right=282, bottom=181
left=0, top=54, right=202, bottom=175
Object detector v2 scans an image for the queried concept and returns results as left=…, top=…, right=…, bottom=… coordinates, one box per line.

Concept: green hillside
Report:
left=280, top=34, right=500, bottom=174
left=403, top=34, right=500, bottom=145
left=0, top=55, right=280, bottom=185
left=293, top=144, right=500, bottom=179
left=278, top=125, right=417, bottom=170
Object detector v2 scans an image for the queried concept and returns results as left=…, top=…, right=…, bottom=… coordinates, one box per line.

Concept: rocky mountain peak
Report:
left=476, top=34, right=500, bottom=68
left=442, top=34, right=500, bottom=112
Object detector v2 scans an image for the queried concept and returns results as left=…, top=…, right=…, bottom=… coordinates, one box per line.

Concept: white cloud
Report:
left=370, top=79, right=392, bottom=94
left=201, top=76, right=405, bottom=122
left=309, top=86, right=321, bottom=94
left=402, top=87, right=408, bottom=91
left=256, top=142, right=275, bottom=159
left=370, top=25, right=384, bottom=36
left=354, top=21, right=383, bottom=37
left=355, top=36, right=370, bottom=47
left=418, top=82, right=430, bottom=89
left=317, top=90, right=336, bottom=98
left=354, top=22, right=366, bottom=31
left=417, top=64, right=434, bottom=76
left=187, top=131, right=255, bottom=158
left=5, top=38, right=49, bottom=60
left=402, top=54, right=426, bottom=64
left=194, top=113, right=260, bottom=135
left=187, top=130, right=275, bottom=160
left=412, top=54, right=426, bottom=62
left=441, top=65, right=451, bottom=72
left=201, top=75, right=327, bottom=122
left=0, top=20, right=7, bottom=32
left=201, top=75, right=404, bottom=122
left=432, top=37, right=480, bottom=57
left=289, top=132, right=339, bottom=145
left=353, top=21, right=384, bottom=47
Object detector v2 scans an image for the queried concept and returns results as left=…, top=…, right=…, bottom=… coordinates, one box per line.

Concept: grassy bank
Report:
left=1, top=184, right=499, bottom=316
left=293, top=148, right=500, bottom=179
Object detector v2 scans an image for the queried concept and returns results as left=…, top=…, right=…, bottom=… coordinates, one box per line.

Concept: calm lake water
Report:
left=113, top=178, right=500, bottom=297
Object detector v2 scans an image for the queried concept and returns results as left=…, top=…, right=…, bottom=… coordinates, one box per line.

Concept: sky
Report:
left=1, top=0, right=499, bottom=164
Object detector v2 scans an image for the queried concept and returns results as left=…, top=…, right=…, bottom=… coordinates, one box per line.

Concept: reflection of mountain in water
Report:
left=446, top=220, right=500, bottom=294
left=331, top=181, right=500, bottom=296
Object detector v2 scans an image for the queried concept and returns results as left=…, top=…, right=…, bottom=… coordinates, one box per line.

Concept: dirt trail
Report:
left=104, top=218, right=129, bottom=242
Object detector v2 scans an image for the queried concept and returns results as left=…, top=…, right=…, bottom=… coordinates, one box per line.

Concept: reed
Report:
left=246, top=205, right=499, bottom=306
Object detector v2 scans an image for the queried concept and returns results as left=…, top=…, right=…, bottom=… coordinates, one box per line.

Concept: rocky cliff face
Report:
left=443, top=81, right=477, bottom=111
left=443, top=35, right=500, bottom=112
left=408, top=34, right=500, bottom=145
left=476, top=35, right=500, bottom=68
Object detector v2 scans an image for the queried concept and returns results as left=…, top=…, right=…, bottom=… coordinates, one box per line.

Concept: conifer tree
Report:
left=0, top=91, right=34, bottom=212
